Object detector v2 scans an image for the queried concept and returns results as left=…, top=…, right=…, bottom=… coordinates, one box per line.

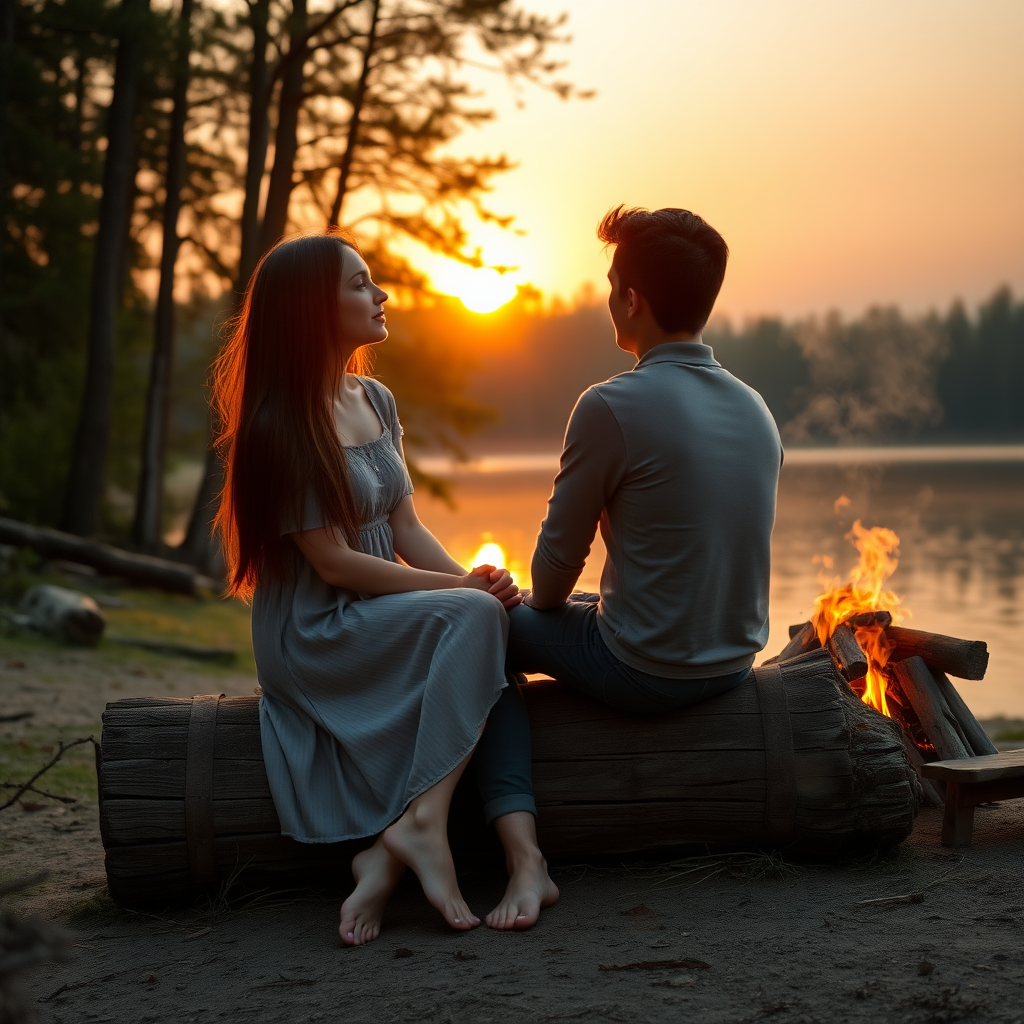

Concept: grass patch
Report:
left=994, top=727, right=1024, bottom=742
left=99, top=587, right=255, bottom=673
left=1, top=563, right=256, bottom=674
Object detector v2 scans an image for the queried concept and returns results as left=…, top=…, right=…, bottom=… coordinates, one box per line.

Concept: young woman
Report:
left=214, top=232, right=558, bottom=945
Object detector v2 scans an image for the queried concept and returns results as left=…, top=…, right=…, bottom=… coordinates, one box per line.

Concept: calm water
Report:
left=416, top=447, right=1024, bottom=719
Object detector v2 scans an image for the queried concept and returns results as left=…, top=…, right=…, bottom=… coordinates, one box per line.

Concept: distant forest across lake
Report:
left=2, top=282, right=1021, bottom=530
left=406, top=285, right=1024, bottom=449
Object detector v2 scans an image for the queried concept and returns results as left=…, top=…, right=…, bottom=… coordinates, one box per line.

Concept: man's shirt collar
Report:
left=634, top=338, right=720, bottom=369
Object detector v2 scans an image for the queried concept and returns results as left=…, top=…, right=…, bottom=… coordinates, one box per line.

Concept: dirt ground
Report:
left=2, top=635, right=1023, bottom=1024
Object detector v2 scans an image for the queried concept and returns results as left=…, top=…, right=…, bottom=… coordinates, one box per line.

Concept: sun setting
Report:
left=471, top=539, right=506, bottom=569
left=436, top=266, right=518, bottom=314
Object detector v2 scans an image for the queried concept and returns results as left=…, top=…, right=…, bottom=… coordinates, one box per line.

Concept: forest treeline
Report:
left=0, top=0, right=582, bottom=561
left=388, top=285, right=1024, bottom=447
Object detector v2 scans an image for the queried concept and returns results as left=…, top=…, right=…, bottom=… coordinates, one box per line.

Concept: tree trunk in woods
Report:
left=327, top=0, right=380, bottom=226
left=132, top=0, right=195, bottom=554
left=235, top=0, right=272, bottom=297
left=61, top=0, right=150, bottom=537
left=175, top=443, right=225, bottom=577
left=258, top=0, right=308, bottom=253
left=177, top=0, right=272, bottom=576
left=0, top=0, right=15, bottom=346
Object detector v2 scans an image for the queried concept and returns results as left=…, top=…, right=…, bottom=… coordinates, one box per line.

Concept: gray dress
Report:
left=252, top=377, right=508, bottom=843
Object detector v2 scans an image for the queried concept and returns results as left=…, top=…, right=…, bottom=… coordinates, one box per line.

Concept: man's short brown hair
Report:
left=598, top=206, right=729, bottom=335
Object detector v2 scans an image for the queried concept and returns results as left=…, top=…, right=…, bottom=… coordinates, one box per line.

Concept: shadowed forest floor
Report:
left=2, top=621, right=1023, bottom=1024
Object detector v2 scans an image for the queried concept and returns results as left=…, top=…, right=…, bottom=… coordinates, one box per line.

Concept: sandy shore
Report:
left=2, top=637, right=1023, bottom=1024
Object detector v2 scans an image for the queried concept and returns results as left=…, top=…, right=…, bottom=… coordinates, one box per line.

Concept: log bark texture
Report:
left=887, top=627, right=989, bottom=681
left=764, top=622, right=820, bottom=665
left=826, top=623, right=869, bottom=682
left=931, top=670, right=998, bottom=756
left=98, top=650, right=920, bottom=907
left=891, top=657, right=971, bottom=762
left=0, top=517, right=216, bottom=595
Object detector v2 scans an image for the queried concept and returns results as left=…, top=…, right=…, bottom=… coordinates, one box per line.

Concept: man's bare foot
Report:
left=383, top=808, right=479, bottom=931
left=486, top=852, right=559, bottom=930
left=339, top=839, right=406, bottom=946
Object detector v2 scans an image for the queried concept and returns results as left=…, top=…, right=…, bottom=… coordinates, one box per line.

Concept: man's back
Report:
left=533, top=340, right=782, bottom=677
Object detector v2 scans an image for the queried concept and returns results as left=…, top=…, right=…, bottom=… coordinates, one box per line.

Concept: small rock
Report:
left=918, top=961, right=934, bottom=976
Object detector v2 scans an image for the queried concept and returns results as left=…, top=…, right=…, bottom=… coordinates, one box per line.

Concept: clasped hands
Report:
left=461, top=563, right=523, bottom=609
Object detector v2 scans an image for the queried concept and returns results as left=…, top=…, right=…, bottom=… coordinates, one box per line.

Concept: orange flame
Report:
left=810, top=520, right=907, bottom=717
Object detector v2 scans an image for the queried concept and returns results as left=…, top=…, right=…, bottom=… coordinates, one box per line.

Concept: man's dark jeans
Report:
left=507, top=593, right=751, bottom=715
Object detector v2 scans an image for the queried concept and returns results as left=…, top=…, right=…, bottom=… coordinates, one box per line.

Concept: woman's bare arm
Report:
left=293, top=527, right=493, bottom=596
left=388, top=495, right=466, bottom=575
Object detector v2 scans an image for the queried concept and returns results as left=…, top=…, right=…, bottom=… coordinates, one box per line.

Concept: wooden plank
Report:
left=531, top=707, right=845, bottom=760
left=101, top=722, right=262, bottom=761
left=888, top=627, right=989, bottom=680
left=104, top=832, right=349, bottom=879
left=103, top=696, right=260, bottom=728
left=931, top=671, right=998, bottom=756
left=892, top=658, right=971, bottom=762
left=100, top=759, right=272, bottom=801
left=921, top=749, right=1024, bottom=783
left=100, top=797, right=281, bottom=846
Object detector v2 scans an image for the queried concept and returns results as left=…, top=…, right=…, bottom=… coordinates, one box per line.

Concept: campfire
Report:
left=766, top=516, right=997, bottom=806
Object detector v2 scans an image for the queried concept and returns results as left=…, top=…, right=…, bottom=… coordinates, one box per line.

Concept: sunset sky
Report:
left=420, top=0, right=1024, bottom=320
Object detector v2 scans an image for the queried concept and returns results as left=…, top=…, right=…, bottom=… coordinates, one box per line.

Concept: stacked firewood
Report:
left=766, top=614, right=995, bottom=807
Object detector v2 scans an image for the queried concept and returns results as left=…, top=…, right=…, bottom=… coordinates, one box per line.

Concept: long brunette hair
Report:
left=213, top=232, right=373, bottom=600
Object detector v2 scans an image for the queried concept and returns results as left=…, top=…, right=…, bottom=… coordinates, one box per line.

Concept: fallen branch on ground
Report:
left=0, top=736, right=96, bottom=812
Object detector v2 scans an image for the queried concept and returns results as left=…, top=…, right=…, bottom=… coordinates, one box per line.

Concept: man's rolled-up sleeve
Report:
left=531, top=388, right=627, bottom=602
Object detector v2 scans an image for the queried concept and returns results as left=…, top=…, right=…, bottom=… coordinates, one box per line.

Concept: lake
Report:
left=415, top=446, right=1024, bottom=719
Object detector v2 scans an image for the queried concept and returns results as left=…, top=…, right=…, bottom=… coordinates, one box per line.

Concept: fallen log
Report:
left=930, top=670, right=998, bottom=756
left=0, top=517, right=217, bottom=596
left=764, top=622, right=820, bottom=664
left=17, top=585, right=105, bottom=646
left=97, top=649, right=921, bottom=907
left=826, top=623, right=869, bottom=682
left=891, top=657, right=971, bottom=762
left=887, top=627, right=988, bottom=681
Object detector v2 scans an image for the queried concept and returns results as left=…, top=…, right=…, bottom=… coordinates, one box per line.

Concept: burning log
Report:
left=891, top=657, right=971, bottom=762
left=847, top=611, right=893, bottom=630
left=886, top=627, right=988, bottom=681
left=826, top=623, right=868, bottom=682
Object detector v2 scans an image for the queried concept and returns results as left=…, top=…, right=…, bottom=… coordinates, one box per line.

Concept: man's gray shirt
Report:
left=532, top=340, right=782, bottom=679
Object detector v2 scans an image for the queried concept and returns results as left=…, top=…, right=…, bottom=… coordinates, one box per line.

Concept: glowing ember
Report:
left=811, top=518, right=907, bottom=717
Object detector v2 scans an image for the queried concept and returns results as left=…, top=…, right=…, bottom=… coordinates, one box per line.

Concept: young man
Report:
left=506, top=206, right=782, bottom=713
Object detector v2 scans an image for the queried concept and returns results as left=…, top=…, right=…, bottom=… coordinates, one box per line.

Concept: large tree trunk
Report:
left=327, top=0, right=380, bottom=226
left=175, top=442, right=224, bottom=576
left=258, top=0, right=307, bottom=252
left=132, top=0, right=195, bottom=553
left=61, top=0, right=150, bottom=537
left=235, top=0, right=272, bottom=296
left=176, top=0, right=273, bottom=576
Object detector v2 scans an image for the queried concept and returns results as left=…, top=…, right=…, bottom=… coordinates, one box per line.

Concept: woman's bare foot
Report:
left=486, top=851, right=559, bottom=930
left=339, top=838, right=406, bottom=946
left=383, top=807, right=479, bottom=931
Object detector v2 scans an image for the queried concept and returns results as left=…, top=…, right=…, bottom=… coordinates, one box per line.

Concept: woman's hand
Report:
left=460, top=564, right=522, bottom=610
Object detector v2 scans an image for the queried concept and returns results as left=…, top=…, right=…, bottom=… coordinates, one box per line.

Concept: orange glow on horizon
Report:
left=471, top=539, right=506, bottom=569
